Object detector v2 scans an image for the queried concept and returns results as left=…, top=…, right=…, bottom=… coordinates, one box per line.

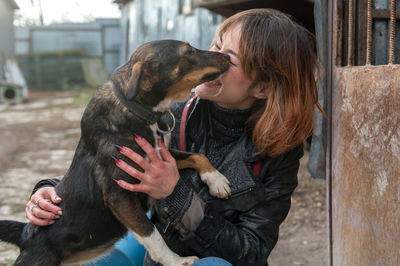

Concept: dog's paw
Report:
left=177, top=256, right=199, bottom=265
left=201, top=171, right=231, bottom=199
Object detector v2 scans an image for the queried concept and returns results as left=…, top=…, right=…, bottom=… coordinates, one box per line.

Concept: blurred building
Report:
left=114, top=0, right=225, bottom=64
left=14, top=19, right=120, bottom=90
left=114, top=0, right=314, bottom=64
left=0, top=0, right=19, bottom=79
left=0, top=0, right=28, bottom=104
left=15, top=19, right=121, bottom=75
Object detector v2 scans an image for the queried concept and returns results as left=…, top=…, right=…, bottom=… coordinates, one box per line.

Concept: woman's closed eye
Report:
left=214, top=41, right=239, bottom=67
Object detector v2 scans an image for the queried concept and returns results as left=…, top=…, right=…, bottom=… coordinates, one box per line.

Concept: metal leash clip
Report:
left=157, top=110, right=176, bottom=135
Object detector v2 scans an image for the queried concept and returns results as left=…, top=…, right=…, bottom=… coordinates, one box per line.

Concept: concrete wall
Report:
left=15, top=19, right=120, bottom=74
left=119, top=0, right=224, bottom=64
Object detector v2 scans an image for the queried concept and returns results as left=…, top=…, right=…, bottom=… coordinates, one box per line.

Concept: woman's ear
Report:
left=252, top=85, right=268, bottom=100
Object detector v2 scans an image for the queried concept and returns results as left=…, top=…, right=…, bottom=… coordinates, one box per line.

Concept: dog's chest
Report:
left=149, top=123, right=171, bottom=159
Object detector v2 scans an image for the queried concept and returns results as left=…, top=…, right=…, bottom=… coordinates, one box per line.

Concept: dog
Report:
left=0, top=40, right=232, bottom=266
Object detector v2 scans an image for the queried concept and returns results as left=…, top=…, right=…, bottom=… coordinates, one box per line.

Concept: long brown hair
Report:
left=214, top=9, right=324, bottom=158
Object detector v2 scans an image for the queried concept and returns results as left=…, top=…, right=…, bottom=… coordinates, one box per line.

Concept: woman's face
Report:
left=195, top=24, right=260, bottom=110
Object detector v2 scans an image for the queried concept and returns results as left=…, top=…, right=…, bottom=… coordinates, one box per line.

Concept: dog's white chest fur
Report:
left=149, top=123, right=171, bottom=158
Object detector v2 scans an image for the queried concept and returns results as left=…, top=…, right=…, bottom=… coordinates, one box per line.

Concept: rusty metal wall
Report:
left=330, top=1, right=400, bottom=265
left=331, top=64, right=400, bottom=265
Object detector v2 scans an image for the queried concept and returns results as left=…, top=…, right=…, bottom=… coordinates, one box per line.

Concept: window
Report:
left=339, top=0, right=400, bottom=66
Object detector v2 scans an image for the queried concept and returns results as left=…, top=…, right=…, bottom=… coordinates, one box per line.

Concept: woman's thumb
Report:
left=50, top=190, right=62, bottom=202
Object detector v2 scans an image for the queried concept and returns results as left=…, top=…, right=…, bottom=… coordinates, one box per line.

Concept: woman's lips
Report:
left=203, top=80, right=221, bottom=88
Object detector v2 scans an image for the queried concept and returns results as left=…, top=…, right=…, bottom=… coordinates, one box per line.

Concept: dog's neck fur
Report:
left=110, top=82, right=173, bottom=151
left=111, top=83, right=164, bottom=126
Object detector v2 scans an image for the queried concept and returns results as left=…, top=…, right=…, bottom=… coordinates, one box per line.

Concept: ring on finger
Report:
left=35, top=198, right=41, bottom=205
left=29, top=205, right=38, bottom=214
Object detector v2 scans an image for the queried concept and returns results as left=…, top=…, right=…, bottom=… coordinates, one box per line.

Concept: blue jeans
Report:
left=193, top=257, right=232, bottom=266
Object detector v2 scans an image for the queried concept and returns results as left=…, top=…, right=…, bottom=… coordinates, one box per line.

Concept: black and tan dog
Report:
left=0, top=40, right=232, bottom=266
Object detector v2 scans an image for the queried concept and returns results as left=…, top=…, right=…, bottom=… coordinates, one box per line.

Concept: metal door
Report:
left=328, top=0, right=400, bottom=265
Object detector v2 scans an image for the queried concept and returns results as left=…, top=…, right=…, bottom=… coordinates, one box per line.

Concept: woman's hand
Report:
left=26, top=187, right=62, bottom=226
left=114, top=135, right=180, bottom=199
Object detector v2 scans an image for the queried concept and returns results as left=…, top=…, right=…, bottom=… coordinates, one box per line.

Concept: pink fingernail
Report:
left=135, top=135, right=142, bottom=141
left=49, top=220, right=55, bottom=224
left=111, top=156, right=122, bottom=165
left=114, top=144, right=126, bottom=153
left=58, top=210, right=63, bottom=215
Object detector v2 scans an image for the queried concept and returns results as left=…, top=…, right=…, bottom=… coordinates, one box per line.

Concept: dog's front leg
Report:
left=170, top=149, right=231, bottom=199
left=104, top=191, right=198, bottom=266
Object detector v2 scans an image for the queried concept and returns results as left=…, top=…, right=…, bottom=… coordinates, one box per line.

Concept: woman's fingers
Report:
left=25, top=203, right=57, bottom=226
left=134, top=135, right=160, bottom=164
left=26, top=187, right=63, bottom=226
left=115, top=159, right=146, bottom=181
left=37, top=199, right=63, bottom=215
left=113, top=136, right=179, bottom=199
left=158, top=138, right=174, bottom=163
left=115, top=180, right=149, bottom=194
left=119, top=145, right=151, bottom=170
left=26, top=207, right=54, bottom=226
left=30, top=190, right=62, bottom=215
left=30, top=203, right=59, bottom=220
left=46, top=188, right=62, bottom=204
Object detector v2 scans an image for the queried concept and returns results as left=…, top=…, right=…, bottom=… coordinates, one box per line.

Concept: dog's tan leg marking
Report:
left=105, top=194, right=198, bottom=266
left=177, top=154, right=231, bottom=198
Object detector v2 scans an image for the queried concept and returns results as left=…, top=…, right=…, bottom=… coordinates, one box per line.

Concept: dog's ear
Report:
left=126, top=60, right=160, bottom=101
left=126, top=61, right=143, bottom=100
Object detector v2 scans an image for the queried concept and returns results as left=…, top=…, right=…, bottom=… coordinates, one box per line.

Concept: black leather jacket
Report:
left=146, top=98, right=303, bottom=266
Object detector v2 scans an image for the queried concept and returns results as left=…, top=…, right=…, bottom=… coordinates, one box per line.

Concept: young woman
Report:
left=26, top=9, right=323, bottom=265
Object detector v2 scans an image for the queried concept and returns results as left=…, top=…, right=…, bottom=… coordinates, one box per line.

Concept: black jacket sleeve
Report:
left=31, top=177, right=61, bottom=196
left=177, top=147, right=302, bottom=265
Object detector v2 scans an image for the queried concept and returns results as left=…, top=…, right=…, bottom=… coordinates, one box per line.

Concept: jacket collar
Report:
left=188, top=97, right=263, bottom=162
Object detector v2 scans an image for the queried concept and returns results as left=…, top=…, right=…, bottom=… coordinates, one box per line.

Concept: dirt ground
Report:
left=0, top=90, right=327, bottom=265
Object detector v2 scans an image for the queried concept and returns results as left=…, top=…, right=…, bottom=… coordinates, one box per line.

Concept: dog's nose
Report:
left=224, top=54, right=230, bottom=61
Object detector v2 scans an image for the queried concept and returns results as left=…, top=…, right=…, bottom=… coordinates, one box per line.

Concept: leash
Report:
left=178, top=95, right=262, bottom=176
left=178, top=95, right=198, bottom=151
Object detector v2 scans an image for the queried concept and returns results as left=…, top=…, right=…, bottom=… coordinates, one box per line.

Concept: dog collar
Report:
left=112, top=83, right=164, bottom=126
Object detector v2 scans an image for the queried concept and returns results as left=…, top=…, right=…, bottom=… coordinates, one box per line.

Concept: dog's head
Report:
left=111, top=40, right=230, bottom=110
